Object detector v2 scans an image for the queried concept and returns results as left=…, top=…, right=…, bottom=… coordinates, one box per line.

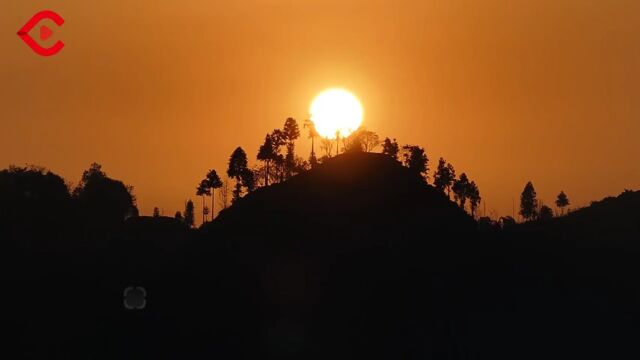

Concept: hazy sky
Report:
left=2, top=0, right=639, bottom=221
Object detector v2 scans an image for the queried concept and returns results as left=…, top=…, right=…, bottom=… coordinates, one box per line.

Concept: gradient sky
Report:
left=2, top=0, right=639, bottom=222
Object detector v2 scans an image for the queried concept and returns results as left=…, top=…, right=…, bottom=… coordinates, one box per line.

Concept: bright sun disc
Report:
left=310, top=88, right=363, bottom=139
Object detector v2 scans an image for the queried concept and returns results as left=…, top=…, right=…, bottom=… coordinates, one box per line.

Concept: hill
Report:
left=205, top=152, right=475, bottom=242
left=512, top=189, right=640, bottom=251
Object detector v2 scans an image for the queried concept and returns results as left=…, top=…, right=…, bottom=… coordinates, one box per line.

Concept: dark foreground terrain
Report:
left=9, top=153, right=640, bottom=359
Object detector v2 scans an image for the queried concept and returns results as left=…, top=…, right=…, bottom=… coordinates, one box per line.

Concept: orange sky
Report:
left=1, top=0, right=639, bottom=222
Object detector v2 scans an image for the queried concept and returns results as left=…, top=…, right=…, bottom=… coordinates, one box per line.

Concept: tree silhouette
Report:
left=206, top=169, right=223, bottom=219
left=381, top=137, right=399, bottom=160
left=257, top=134, right=276, bottom=186
left=270, top=129, right=287, bottom=181
left=0, top=165, right=71, bottom=228
left=217, top=178, right=230, bottom=210
left=227, top=147, right=249, bottom=202
left=555, top=191, right=570, bottom=215
left=303, top=119, right=319, bottom=167
left=74, top=163, right=138, bottom=225
left=320, top=138, right=334, bottom=158
left=452, top=173, right=471, bottom=210
left=75, top=163, right=106, bottom=194
left=196, top=179, right=211, bottom=223
left=539, top=205, right=553, bottom=221
left=153, top=207, right=160, bottom=217
left=433, top=157, right=456, bottom=197
left=183, top=199, right=195, bottom=228
left=174, top=211, right=183, bottom=221
left=401, top=145, right=429, bottom=180
left=353, top=128, right=380, bottom=152
left=520, top=181, right=538, bottom=221
left=468, top=181, right=481, bottom=218
left=241, top=168, right=256, bottom=193
left=343, top=131, right=364, bottom=153
left=342, top=128, right=379, bottom=153
left=283, top=117, right=300, bottom=179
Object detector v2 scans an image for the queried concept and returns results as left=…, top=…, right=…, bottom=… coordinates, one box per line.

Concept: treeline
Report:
left=188, top=116, right=574, bottom=228
left=0, top=163, right=138, bottom=247
left=1, top=118, right=573, bottom=231
left=188, top=117, right=486, bottom=225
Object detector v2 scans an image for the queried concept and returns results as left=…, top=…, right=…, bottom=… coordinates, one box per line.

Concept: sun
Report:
left=310, top=88, right=363, bottom=139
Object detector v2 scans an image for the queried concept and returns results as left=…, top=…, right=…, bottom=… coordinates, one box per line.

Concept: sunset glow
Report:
left=310, top=89, right=363, bottom=139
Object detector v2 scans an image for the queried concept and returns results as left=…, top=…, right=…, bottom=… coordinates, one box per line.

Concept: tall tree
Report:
left=283, top=118, right=301, bottom=179
left=206, top=169, right=223, bottom=219
left=433, top=157, right=456, bottom=197
left=227, top=147, right=249, bottom=202
left=381, top=137, right=400, bottom=160
left=217, top=179, right=230, bottom=211
left=452, top=173, right=471, bottom=210
left=269, top=129, right=287, bottom=182
left=401, top=145, right=429, bottom=180
left=446, top=163, right=456, bottom=196
left=257, top=134, right=276, bottom=186
left=196, top=179, right=211, bottom=223
left=303, top=119, right=319, bottom=167
left=555, top=190, right=570, bottom=215
left=183, top=199, right=195, bottom=228
left=519, top=181, right=538, bottom=221
left=468, top=181, right=481, bottom=218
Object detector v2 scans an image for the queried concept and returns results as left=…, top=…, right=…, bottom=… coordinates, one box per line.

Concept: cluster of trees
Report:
left=519, top=182, right=570, bottom=222
left=186, top=117, right=487, bottom=227
left=182, top=117, right=575, bottom=228
left=379, top=138, right=482, bottom=217
left=0, top=163, right=137, bottom=229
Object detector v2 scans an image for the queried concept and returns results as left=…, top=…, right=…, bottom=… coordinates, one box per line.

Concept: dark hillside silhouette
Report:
left=8, top=156, right=639, bottom=359
left=208, top=152, right=473, bottom=235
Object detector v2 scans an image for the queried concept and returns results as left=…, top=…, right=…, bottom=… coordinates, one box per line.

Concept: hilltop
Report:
left=204, top=152, right=475, bottom=244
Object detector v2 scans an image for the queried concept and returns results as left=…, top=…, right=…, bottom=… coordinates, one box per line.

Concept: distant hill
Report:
left=513, top=189, right=640, bottom=251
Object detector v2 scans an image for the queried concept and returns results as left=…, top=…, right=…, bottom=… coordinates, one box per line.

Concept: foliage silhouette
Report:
left=401, top=144, right=429, bottom=180
left=520, top=181, right=538, bottom=221
left=227, top=147, right=249, bottom=202
left=303, top=119, right=319, bottom=167
left=556, top=190, right=570, bottom=215
left=433, top=157, right=456, bottom=197
left=283, top=117, right=301, bottom=179
left=452, top=172, right=471, bottom=209
left=468, top=180, right=481, bottom=217
left=206, top=169, right=223, bottom=219
left=183, top=199, right=195, bottom=228
left=73, top=163, right=138, bottom=227
left=381, top=137, right=399, bottom=160
left=196, top=178, right=211, bottom=223
left=257, top=134, right=276, bottom=186
left=539, top=204, right=553, bottom=221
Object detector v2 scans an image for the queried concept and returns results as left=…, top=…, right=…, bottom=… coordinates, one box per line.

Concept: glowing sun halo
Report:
left=310, top=88, right=363, bottom=139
